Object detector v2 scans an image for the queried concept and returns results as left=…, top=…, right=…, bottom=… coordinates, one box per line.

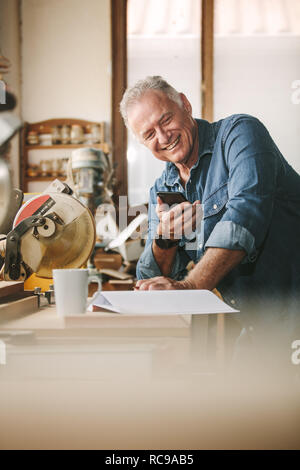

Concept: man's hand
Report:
left=151, top=196, right=201, bottom=277
left=136, top=247, right=246, bottom=292
left=156, top=196, right=201, bottom=240
left=135, top=276, right=194, bottom=291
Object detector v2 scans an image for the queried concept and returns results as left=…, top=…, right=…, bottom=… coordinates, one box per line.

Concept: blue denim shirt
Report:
left=137, top=114, right=300, bottom=333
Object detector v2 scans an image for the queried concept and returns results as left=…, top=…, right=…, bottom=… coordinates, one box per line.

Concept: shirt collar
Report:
left=164, top=118, right=215, bottom=187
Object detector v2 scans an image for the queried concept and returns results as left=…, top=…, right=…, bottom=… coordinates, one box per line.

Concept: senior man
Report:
left=120, top=76, right=300, bottom=347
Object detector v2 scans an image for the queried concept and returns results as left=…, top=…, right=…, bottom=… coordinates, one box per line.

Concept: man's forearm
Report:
left=183, top=247, right=246, bottom=290
left=152, top=240, right=178, bottom=277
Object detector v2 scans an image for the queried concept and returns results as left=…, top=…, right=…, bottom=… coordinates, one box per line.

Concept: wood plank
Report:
left=0, top=281, right=24, bottom=299
left=111, top=0, right=128, bottom=201
left=23, top=119, right=105, bottom=136
left=201, top=0, right=214, bottom=121
left=0, top=294, right=39, bottom=322
left=64, top=313, right=190, bottom=332
left=23, top=176, right=67, bottom=182
left=24, top=143, right=109, bottom=152
left=100, top=269, right=133, bottom=280
left=0, top=304, right=190, bottom=335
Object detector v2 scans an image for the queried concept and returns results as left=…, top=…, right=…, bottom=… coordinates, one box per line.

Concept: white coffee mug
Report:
left=52, top=268, right=101, bottom=316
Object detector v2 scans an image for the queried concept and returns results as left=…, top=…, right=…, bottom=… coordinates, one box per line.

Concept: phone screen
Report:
left=157, top=191, right=187, bottom=205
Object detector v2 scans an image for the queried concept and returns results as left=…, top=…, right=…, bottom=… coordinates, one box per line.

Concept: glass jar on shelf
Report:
left=61, top=124, right=71, bottom=144
left=60, top=158, right=69, bottom=176
left=26, top=130, right=39, bottom=145
left=51, top=125, right=61, bottom=144
left=70, top=124, right=84, bottom=144
left=39, top=159, right=52, bottom=176
left=26, top=165, right=39, bottom=177
left=51, top=158, right=63, bottom=177
left=91, top=124, right=101, bottom=144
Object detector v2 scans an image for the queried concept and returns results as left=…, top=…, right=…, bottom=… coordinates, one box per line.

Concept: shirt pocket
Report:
left=203, top=183, right=229, bottom=219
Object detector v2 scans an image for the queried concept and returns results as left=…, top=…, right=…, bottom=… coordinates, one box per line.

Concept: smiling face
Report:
left=127, top=90, right=199, bottom=169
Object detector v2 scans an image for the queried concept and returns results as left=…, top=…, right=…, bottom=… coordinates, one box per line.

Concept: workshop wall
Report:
left=0, top=0, right=21, bottom=186
left=21, top=0, right=111, bottom=127
left=0, top=0, right=111, bottom=187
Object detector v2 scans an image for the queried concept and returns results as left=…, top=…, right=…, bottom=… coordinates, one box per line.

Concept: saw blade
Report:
left=13, top=192, right=96, bottom=278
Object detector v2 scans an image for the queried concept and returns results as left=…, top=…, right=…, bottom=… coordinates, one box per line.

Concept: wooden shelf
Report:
left=25, top=143, right=109, bottom=152
left=21, top=119, right=110, bottom=192
left=24, top=176, right=67, bottom=182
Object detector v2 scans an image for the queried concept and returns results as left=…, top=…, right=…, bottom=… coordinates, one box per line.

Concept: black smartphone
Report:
left=157, top=191, right=188, bottom=205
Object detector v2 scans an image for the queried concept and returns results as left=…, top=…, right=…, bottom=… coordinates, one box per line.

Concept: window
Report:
left=111, top=0, right=213, bottom=205
left=214, top=0, right=300, bottom=173
left=127, top=0, right=202, bottom=205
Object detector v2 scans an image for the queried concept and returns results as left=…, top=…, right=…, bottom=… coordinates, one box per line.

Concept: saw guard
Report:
left=12, top=192, right=96, bottom=278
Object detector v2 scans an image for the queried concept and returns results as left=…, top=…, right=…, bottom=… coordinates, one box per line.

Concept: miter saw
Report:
left=0, top=81, right=96, bottom=286
left=0, top=179, right=96, bottom=282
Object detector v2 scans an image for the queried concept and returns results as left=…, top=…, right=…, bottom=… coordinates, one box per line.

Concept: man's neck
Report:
left=175, top=121, right=199, bottom=186
left=176, top=163, right=192, bottom=187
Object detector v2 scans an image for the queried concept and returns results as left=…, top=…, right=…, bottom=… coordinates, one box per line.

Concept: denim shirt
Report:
left=137, top=114, right=300, bottom=332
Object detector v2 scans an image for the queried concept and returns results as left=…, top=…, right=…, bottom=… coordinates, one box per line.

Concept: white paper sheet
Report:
left=88, top=290, right=239, bottom=315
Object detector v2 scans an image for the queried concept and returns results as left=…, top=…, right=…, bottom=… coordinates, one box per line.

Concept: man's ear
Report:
left=180, top=93, right=192, bottom=114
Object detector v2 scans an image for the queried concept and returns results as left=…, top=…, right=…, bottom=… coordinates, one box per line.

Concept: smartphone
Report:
left=157, top=191, right=188, bottom=205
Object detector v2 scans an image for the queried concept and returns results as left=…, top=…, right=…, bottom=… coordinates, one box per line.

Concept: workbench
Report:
left=0, top=303, right=226, bottom=381
left=0, top=303, right=298, bottom=450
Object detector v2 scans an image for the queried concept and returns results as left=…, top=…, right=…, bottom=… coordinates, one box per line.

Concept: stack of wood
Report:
left=0, top=281, right=39, bottom=322
left=92, top=249, right=135, bottom=292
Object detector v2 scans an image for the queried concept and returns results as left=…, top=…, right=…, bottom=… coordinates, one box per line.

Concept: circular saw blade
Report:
left=13, top=192, right=96, bottom=278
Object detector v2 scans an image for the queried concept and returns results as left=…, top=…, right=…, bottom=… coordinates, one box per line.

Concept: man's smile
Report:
left=161, top=135, right=180, bottom=151
left=127, top=89, right=198, bottom=168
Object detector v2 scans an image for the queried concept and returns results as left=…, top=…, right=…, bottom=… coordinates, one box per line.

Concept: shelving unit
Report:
left=21, top=118, right=110, bottom=193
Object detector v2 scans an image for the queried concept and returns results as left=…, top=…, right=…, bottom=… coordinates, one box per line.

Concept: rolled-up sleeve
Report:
left=205, top=116, right=281, bottom=262
left=205, top=221, right=256, bottom=262
left=136, top=186, right=191, bottom=279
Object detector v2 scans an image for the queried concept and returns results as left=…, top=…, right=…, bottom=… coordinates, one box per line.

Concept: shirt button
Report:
left=230, top=299, right=235, bottom=305
left=213, top=204, right=218, bottom=210
left=199, top=244, right=203, bottom=249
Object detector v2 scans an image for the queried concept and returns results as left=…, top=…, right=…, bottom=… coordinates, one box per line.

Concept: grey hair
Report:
left=120, top=76, right=182, bottom=128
